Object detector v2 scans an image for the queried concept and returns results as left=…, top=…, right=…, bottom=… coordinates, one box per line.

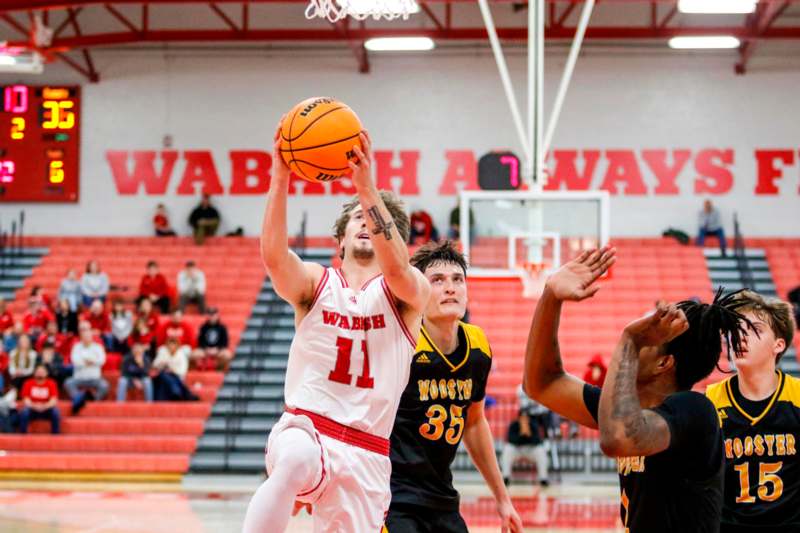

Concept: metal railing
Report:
left=0, top=210, right=25, bottom=279
left=732, top=213, right=754, bottom=290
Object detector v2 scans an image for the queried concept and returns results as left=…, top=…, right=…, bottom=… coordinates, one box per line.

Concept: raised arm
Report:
left=523, top=247, right=616, bottom=429
left=260, top=120, right=325, bottom=310
left=598, top=302, right=687, bottom=457
left=349, top=132, right=429, bottom=313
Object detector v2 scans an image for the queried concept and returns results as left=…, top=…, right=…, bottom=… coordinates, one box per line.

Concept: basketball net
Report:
left=305, top=0, right=419, bottom=22
left=520, top=262, right=548, bottom=300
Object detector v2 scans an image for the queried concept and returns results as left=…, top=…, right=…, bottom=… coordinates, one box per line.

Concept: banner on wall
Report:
left=106, top=148, right=800, bottom=197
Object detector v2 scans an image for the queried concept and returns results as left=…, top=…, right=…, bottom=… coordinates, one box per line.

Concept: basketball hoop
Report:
left=305, top=0, right=419, bottom=22
left=520, top=262, right=549, bottom=300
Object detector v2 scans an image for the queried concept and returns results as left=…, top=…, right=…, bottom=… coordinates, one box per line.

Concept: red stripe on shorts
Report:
left=286, top=407, right=390, bottom=457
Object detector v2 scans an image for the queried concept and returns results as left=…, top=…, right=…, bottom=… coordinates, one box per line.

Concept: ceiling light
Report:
left=365, top=37, right=435, bottom=51
left=669, top=36, right=741, bottom=49
left=0, top=44, right=43, bottom=74
left=342, top=0, right=420, bottom=16
left=678, top=0, right=757, bottom=14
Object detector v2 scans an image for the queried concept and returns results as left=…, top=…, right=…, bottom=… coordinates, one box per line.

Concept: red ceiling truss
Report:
left=1, top=0, right=799, bottom=80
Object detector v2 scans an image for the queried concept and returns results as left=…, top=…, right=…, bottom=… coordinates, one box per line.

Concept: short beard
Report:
left=352, top=247, right=375, bottom=261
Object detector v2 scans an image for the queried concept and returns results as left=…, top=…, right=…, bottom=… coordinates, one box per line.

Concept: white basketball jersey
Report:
left=284, top=267, right=417, bottom=439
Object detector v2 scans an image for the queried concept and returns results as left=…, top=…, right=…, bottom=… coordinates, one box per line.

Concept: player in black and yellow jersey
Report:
left=385, top=240, right=522, bottom=533
left=706, top=290, right=798, bottom=532
left=523, top=247, right=757, bottom=533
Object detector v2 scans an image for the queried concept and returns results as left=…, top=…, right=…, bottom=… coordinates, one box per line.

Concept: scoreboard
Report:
left=0, top=85, right=81, bottom=202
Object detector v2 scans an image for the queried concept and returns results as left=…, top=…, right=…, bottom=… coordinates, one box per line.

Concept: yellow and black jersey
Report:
left=388, top=322, right=492, bottom=512
left=706, top=371, right=800, bottom=532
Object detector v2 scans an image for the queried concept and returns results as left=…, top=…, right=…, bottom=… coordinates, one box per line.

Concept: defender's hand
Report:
left=498, top=498, right=523, bottom=533
left=545, top=246, right=616, bottom=302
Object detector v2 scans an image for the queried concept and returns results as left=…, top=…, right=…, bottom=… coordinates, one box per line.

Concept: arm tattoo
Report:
left=366, top=206, right=394, bottom=240
left=611, top=340, right=651, bottom=445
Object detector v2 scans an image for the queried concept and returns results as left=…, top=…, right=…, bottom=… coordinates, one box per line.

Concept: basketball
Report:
left=279, top=97, right=364, bottom=183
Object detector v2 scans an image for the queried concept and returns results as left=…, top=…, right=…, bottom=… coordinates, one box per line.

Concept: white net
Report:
left=305, top=0, right=419, bottom=22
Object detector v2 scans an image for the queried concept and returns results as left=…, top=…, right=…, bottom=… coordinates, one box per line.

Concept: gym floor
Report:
left=0, top=475, right=624, bottom=532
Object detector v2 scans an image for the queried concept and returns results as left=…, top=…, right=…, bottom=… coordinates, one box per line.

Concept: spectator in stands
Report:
left=3, top=321, right=23, bottom=353
left=408, top=209, right=439, bottom=246
left=35, top=320, right=68, bottom=356
left=19, top=364, right=60, bottom=434
left=501, top=385, right=551, bottom=487
left=82, top=299, right=113, bottom=350
left=129, top=317, right=156, bottom=359
left=9, top=333, right=36, bottom=390
left=55, top=298, right=78, bottom=336
left=110, top=299, right=133, bottom=354
left=0, top=386, right=16, bottom=433
left=188, top=193, right=221, bottom=245
left=697, top=199, right=727, bottom=256
left=22, top=297, right=54, bottom=341
left=153, top=337, right=196, bottom=401
left=138, top=260, right=171, bottom=314
left=153, top=203, right=177, bottom=237
left=788, top=285, right=800, bottom=329
left=30, top=285, right=53, bottom=311
left=158, top=309, right=195, bottom=348
left=37, top=341, right=69, bottom=389
left=194, top=307, right=233, bottom=371
left=448, top=202, right=476, bottom=242
left=0, top=297, right=13, bottom=336
left=177, top=260, right=207, bottom=314
left=81, top=260, right=110, bottom=307
left=117, top=342, right=153, bottom=402
left=65, top=322, right=109, bottom=414
left=582, top=353, right=608, bottom=388
left=58, top=268, right=82, bottom=312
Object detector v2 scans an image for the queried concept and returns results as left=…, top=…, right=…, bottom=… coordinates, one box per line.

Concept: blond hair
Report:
left=735, top=290, right=795, bottom=362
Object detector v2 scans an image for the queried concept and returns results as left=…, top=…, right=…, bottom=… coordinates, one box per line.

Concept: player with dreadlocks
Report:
left=523, top=246, right=754, bottom=533
left=705, top=291, right=798, bottom=532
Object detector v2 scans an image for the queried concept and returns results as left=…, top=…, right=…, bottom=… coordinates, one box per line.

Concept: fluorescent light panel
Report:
left=678, top=0, right=757, bottom=14
left=669, top=36, right=741, bottom=49
left=365, top=37, right=435, bottom=51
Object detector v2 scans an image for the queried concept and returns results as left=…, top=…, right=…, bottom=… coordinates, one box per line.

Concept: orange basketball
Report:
left=279, top=97, right=364, bottom=183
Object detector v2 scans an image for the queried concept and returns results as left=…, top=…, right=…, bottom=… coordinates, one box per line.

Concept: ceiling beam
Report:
left=104, top=3, right=140, bottom=33
left=735, top=0, right=790, bottom=74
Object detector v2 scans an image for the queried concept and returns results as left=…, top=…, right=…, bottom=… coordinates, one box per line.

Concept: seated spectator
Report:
left=81, top=260, right=110, bottom=307
left=152, top=337, right=197, bottom=401
left=19, top=364, right=60, bottom=434
left=788, top=285, right=800, bottom=329
left=177, top=260, right=207, bottom=314
left=408, top=209, right=439, bottom=245
left=117, top=343, right=153, bottom=402
left=9, top=333, right=36, bottom=390
left=110, top=299, right=133, bottom=354
left=153, top=203, right=177, bottom=237
left=448, top=202, right=476, bottom=242
left=138, top=260, right=171, bottom=314
left=193, top=307, right=233, bottom=371
left=30, top=285, right=53, bottom=311
left=58, top=268, right=82, bottom=312
left=136, top=298, right=160, bottom=332
left=0, top=297, right=13, bottom=336
left=65, top=322, right=109, bottom=414
left=55, top=298, right=78, bottom=336
left=0, top=387, right=17, bottom=433
left=501, top=385, right=551, bottom=487
left=129, top=317, right=156, bottom=359
left=22, top=297, right=55, bottom=341
left=188, top=193, right=221, bottom=245
left=81, top=299, right=113, bottom=350
left=158, top=309, right=195, bottom=348
left=582, top=353, right=607, bottom=388
left=696, top=199, right=727, bottom=256
left=37, top=341, right=70, bottom=389
left=34, top=320, right=69, bottom=356
left=3, top=321, right=24, bottom=353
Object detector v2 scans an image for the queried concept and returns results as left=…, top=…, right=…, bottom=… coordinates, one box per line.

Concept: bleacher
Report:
left=0, top=236, right=263, bottom=477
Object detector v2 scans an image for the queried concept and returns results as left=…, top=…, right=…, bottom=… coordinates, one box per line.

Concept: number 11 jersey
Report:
left=284, top=267, right=418, bottom=440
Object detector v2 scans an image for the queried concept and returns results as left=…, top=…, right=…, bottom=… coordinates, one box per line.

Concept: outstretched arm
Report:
left=463, top=401, right=522, bottom=533
left=598, top=302, right=688, bottom=457
left=260, top=119, right=325, bottom=309
left=523, top=247, right=616, bottom=429
left=349, top=132, right=429, bottom=313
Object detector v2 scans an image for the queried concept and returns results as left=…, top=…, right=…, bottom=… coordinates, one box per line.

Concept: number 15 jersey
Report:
left=284, top=267, right=418, bottom=440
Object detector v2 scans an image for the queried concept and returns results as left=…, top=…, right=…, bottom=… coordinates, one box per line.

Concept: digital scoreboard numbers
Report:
left=0, top=85, right=80, bottom=202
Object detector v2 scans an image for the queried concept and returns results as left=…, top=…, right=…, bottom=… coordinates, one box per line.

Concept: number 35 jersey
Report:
left=706, top=371, right=800, bottom=531
left=389, top=322, right=492, bottom=511
left=284, top=267, right=418, bottom=440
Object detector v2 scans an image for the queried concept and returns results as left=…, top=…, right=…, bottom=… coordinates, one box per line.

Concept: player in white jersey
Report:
left=242, top=120, right=431, bottom=533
